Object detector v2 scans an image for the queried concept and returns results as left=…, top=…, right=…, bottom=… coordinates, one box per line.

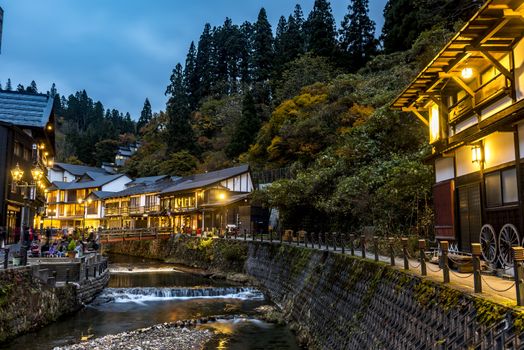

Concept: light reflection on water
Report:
left=1, top=254, right=299, bottom=350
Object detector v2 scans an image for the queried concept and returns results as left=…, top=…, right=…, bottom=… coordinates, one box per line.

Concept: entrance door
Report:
left=458, top=183, right=482, bottom=252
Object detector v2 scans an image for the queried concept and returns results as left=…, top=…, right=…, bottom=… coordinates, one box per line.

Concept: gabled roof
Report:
left=126, top=175, right=169, bottom=187
left=102, top=178, right=181, bottom=199
left=0, top=91, right=53, bottom=128
left=161, top=164, right=250, bottom=194
left=50, top=174, right=128, bottom=190
left=53, top=162, right=109, bottom=177
left=392, top=0, right=524, bottom=111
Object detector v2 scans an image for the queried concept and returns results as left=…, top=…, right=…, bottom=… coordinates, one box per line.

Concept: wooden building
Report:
left=392, top=0, right=524, bottom=266
left=0, top=91, right=55, bottom=243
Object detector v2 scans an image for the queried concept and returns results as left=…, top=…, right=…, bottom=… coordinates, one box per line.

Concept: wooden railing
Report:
left=99, top=227, right=173, bottom=243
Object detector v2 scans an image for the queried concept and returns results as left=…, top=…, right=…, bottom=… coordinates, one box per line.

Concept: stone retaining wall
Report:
left=0, top=266, right=80, bottom=343
left=109, top=237, right=524, bottom=349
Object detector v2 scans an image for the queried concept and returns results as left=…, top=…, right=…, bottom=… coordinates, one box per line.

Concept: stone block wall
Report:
left=108, top=238, right=524, bottom=350
left=0, top=266, right=80, bottom=343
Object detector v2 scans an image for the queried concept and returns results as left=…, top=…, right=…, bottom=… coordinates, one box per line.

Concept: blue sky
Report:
left=0, top=0, right=387, bottom=118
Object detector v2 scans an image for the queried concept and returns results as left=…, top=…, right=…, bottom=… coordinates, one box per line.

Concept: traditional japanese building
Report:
left=392, top=0, right=524, bottom=265
left=0, top=91, right=55, bottom=243
left=159, top=164, right=265, bottom=234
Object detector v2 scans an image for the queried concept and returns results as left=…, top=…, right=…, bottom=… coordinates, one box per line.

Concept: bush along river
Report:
left=2, top=254, right=299, bottom=350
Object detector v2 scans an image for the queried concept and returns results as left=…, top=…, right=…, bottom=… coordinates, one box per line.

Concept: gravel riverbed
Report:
left=53, top=323, right=213, bottom=350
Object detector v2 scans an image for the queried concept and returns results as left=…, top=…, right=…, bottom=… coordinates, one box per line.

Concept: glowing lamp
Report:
left=11, top=163, right=24, bottom=182
left=31, top=167, right=44, bottom=181
left=471, top=144, right=483, bottom=164
left=218, top=192, right=226, bottom=200
left=461, top=67, right=473, bottom=79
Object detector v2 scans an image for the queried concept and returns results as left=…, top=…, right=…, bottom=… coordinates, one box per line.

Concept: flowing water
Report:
left=2, top=254, right=299, bottom=350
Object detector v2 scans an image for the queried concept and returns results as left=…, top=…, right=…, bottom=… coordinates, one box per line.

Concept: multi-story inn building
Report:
left=0, top=91, right=55, bottom=243
left=392, top=0, right=524, bottom=266
left=45, top=171, right=131, bottom=229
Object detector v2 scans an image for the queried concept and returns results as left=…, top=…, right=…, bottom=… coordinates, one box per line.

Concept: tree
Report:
left=227, top=91, right=260, bottom=157
left=158, top=150, right=198, bottom=176
left=252, top=8, right=273, bottom=82
left=304, top=0, right=337, bottom=58
left=137, top=98, right=153, bottom=134
left=17, top=84, right=25, bottom=92
left=165, top=63, right=196, bottom=153
left=184, top=42, right=199, bottom=109
left=339, top=0, right=379, bottom=70
left=26, top=80, right=38, bottom=94
left=5, top=78, right=12, bottom=91
left=195, top=23, right=214, bottom=100
left=94, top=139, right=120, bottom=166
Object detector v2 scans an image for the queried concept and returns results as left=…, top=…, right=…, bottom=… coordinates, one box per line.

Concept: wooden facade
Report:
left=392, top=0, right=524, bottom=265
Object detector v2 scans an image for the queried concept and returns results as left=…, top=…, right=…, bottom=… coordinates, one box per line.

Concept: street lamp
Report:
left=77, top=198, right=93, bottom=240
left=10, top=162, right=46, bottom=244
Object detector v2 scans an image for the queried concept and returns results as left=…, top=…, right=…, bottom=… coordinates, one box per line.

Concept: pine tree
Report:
left=304, top=0, right=337, bottom=58
left=17, top=84, right=25, bottom=92
left=252, top=8, right=273, bottom=82
left=5, top=78, right=12, bottom=91
left=227, top=91, right=260, bottom=157
left=184, top=41, right=199, bottom=109
left=274, top=16, right=288, bottom=72
left=137, top=98, right=153, bottom=134
left=26, top=80, right=38, bottom=94
left=239, top=21, right=253, bottom=85
left=165, top=63, right=195, bottom=153
left=195, top=23, right=214, bottom=100
left=339, top=0, right=378, bottom=70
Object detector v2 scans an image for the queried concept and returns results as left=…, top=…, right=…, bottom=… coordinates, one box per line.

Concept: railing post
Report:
left=350, top=234, right=355, bottom=256
left=340, top=233, right=345, bottom=254
left=225, top=229, right=228, bottom=240
left=296, top=231, right=299, bottom=246
left=513, top=247, right=524, bottom=306
left=260, top=231, right=263, bottom=242
left=374, top=236, right=379, bottom=262
left=3, top=248, right=9, bottom=269
left=361, top=235, right=366, bottom=259
left=244, top=229, right=247, bottom=241
left=471, top=243, right=482, bottom=293
left=270, top=230, right=273, bottom=243
left=288, top=231, right=292, bottom=245
left=441, top=241, right=450, bottom=283
left=304, top=231, right=308, bottom=248
left=318, top=232, right=321, bottom=249
left=402, top=238, right=409, bottom=270
left=333, top=232, right=337, bottom=251
left=279, top=230, right=283, bottom=244
left=66, top=268, right=70, bottom=284
left=388, top=238, right=395, bottom=266
left=419, top=239, right=427, bottom=276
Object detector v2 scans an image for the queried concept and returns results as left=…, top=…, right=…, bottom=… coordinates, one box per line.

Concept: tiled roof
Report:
left=161, top=164, right=249, bottom=194
left=50, top=174, right=128, bottom=190
left=102, top=178, right=180, bottom=199
left=0, top=91, right=53, bottom=128
left=126, top=175, right=169, bottom=187
left=53, top=163, right=109, bottom=176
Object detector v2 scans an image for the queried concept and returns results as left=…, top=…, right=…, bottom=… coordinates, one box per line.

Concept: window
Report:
left=485, top=168, right=518, bottom=207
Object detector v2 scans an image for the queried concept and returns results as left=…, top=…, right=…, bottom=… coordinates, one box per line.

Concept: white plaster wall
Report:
left=515, top=37, right=524, bottom=101
left=480, top=96, right=512, bottom=121
left=456, top=146, right=481, bottom=177
left=435, top=157, right=455, bottom=183
left=484, top=132, right=515, bottom=169
left=101, top=176, right=132, bottom=192
left=455, top=116, right=477, bottom=134
left=48, top=169, right=64, bottom=183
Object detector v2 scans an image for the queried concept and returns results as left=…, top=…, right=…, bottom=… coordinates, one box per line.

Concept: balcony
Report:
left=474, top=74, right=509, bottom=108
left=145, top=204, right=160, bottom=213
left=449, top=96, right=473, bottom=122
left=129, top=206, right=145, bottom=215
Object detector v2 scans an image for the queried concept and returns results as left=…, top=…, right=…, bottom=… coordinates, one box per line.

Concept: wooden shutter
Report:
left=433, top=180, right=455, bottom=240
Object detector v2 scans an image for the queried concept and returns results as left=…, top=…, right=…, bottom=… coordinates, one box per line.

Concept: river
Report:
left=2, top=254, right=299, bottom=350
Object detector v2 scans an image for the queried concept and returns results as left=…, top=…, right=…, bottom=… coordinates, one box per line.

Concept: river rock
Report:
left=226, top=272, right=250, bottom=283
left=53, top=323, right=213, bottom=350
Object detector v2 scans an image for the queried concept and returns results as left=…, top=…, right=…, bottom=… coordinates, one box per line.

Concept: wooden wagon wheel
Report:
left=479, top=224, right=497, bottom=264
left=498, top=224, right=520, bottom=268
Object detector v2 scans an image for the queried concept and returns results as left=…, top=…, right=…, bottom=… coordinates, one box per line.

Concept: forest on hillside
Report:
left=1, top=0, right=483, bottom=234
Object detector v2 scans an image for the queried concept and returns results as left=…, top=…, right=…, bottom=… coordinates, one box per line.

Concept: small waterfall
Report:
left=97, top=287, right=265, bottom=303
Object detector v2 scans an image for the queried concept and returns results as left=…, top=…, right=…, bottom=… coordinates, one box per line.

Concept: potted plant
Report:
left=67, top=239, right=77, bottom=258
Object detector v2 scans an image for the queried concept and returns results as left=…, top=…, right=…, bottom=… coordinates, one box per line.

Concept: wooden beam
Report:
left=503, top=9, right=524, bottom=19
left=480, top=18, right=510, bottom=44
left=402, top=107, right=429, bottom=127
left=477, top=49, right=513, bottom=80
left=440, top=73, right=475, bottom=98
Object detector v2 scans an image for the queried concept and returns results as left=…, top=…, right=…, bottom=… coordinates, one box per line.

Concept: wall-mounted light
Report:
left=461, top=67, right=474, bottom=80
left=471, top=144, right=483, bottom=164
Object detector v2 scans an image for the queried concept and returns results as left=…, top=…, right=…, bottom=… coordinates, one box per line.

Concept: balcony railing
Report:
left=449, top=96, right=473, bottom=121
left=104, top=207, right=130, bottom=216
left=145, top=205, right=160, bottom=213
left=474, top=74, right=508, bottom=107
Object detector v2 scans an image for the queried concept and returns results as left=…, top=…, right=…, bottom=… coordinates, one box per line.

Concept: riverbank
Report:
left=107, top=236, right=524, bottom=349
left=54, top=322, right=213, bottom=350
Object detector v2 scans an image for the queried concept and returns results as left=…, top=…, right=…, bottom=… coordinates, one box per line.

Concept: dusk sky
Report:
left=0, top=0, right=388, bottom=119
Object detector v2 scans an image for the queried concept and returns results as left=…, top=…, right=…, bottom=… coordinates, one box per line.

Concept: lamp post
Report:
left=77, top=198, right=93, bottom=241
left=10, top=162, right=44, bottom=244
